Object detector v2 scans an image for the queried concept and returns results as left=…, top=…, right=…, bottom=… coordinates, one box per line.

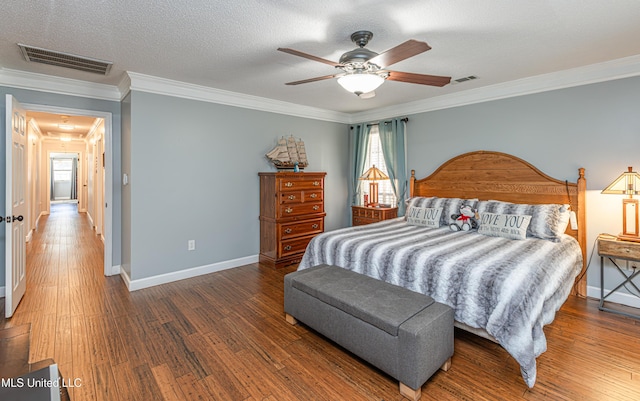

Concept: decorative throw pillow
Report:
left=405, top=196, right=435, bottom=209
left=477, top=212, right=532, bottom=240
left=557, top=204, right=572, bottom=233
left=406, top=197, right=477, bottom=227
left=476, top=200, right=564, bottom=241
left=406, top=206, right=443, bottom=228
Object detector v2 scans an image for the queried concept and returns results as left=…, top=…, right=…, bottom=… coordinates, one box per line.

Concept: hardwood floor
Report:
left=2, top=203, right=640, bottom=400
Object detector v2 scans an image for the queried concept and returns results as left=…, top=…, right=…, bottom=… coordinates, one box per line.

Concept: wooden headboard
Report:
left=409, top=151, right=587, bottom=297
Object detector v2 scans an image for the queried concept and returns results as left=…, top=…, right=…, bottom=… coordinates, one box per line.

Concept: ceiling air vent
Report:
left=18, top=43, right=112, bottom=75
left=452, top=75, right=478, bottom=84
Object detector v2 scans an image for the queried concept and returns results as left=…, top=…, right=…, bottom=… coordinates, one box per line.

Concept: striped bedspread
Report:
left=298, top=218, right=582, bottom=387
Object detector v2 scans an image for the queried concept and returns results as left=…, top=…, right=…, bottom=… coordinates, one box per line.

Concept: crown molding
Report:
left=118, top=72, right=132, bottom=100
left=126, top=72, right=352, bottom=123
left=350, top=54, right=640, bottom=123
left=0, top=68, right=122, bottom=101
left=4, top=53, right=640, bottom=124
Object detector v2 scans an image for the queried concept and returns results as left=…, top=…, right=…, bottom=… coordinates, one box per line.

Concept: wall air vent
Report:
left=18, top=43, right=112, bottom=75
left=453, top=75, right=478, bottom=84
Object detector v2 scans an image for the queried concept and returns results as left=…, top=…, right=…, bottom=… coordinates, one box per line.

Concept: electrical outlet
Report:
left=188, top=240, right=196, bottom=251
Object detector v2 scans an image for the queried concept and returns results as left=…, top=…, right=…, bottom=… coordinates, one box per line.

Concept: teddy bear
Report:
left=450, top=204, right=479, bottom=231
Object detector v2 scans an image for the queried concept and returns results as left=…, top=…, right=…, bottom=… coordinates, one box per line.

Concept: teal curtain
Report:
left=348, top=124, right=371, bottom=209
left=379, top=118, right=408, bottom=215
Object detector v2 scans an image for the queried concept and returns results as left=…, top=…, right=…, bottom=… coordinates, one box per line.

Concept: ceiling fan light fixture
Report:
left=337, top=72, right=385, bottom=95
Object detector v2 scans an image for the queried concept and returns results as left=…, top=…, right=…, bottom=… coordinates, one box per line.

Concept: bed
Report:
left=297, top=150, right=587, bottom=388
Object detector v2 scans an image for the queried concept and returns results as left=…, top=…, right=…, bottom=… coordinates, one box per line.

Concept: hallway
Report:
left=1, top=203, right=112, bottom=400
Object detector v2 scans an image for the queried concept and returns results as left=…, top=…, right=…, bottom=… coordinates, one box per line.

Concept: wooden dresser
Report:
left=352, top=205, right=398, bottom=226
left=259, top=172, right=326, bottom=268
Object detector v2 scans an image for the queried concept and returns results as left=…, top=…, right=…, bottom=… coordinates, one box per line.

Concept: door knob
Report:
left=4, top=215, right=24, bottom=223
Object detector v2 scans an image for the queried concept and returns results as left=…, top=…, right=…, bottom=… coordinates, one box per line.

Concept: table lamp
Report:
left=359, top=165, right=389, bottom=207
left=602, top=166, right=640, bottom=242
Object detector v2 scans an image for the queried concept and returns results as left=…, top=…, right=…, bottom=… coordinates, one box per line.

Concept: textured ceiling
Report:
left=2, top=0, right=640, bottom=114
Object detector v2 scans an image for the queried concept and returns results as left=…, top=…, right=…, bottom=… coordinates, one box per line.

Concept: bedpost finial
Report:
left=411, top=169, right=416, bottom=178
left=578, top=168, right=585, bottom=179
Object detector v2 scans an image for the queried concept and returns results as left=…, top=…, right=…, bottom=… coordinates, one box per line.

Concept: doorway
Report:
left=50, top=154, right=79, bottom=203
left=23, top=103, right=113, bottom=276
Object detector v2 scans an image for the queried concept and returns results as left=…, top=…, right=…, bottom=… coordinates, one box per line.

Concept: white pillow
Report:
left=477, top=212, right=532, bottom=240
left=406, top=206, right=443, bottom=228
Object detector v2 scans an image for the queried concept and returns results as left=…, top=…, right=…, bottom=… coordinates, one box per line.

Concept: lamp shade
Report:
left=359, top=165, right=389, bottom=181
left=337, top=73, right=385, bottom=95
left=601, top=167, right=640, bottom=197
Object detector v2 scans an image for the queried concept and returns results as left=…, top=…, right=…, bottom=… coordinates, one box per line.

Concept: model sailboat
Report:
left=266, top=136, right=308, bottom=169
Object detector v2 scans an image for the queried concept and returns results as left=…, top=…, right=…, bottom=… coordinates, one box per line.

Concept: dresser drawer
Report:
left=353, top=208, right=384, bottom=219
left=280, top=191, right=303, bottom=204
left=278, top=202, right=324, bottom=218
left=280, top=218, right=324, bottom=239
left=353, top=217, right=375, bottom=226
left=351, top=206, right=398, bottom=226
left=598, top=238, right=640, bottom=260
left=277, top=177, right=323, bottom=191
left=304, top=190, right=323, bottom=202
left=279, top=235, right=315, bottom=258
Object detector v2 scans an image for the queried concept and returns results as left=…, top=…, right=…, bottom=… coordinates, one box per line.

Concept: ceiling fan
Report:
left=278, top=30, right=451, bottom=98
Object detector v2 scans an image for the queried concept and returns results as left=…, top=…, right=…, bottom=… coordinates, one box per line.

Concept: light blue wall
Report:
left=125, top=91, right=348, bottom=280
left=404, top=76, right=640, bottom=291
left=0, top=86, right=122, bottom=288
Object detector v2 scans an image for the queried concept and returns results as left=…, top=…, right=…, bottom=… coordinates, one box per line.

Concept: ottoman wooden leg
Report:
left=399, top=382, right=421, bottom=401
left=285, top=313, right=298, bottom=325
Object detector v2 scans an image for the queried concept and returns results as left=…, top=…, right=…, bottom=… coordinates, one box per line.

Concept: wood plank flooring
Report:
left=2, top=203, right=640, bottom=400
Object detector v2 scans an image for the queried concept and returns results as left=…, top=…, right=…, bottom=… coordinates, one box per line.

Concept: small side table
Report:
left=597, top=234, right=640, bottom=319
left=352, top=205, right=398, bottom=226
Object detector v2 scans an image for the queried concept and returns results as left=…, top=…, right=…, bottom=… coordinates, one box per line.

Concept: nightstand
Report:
left=352, top=205, right=398, bottom=226
left=597, top=234, right=640, bottom=319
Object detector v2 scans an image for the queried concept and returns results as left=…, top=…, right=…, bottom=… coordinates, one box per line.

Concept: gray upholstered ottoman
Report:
left=284, top=264, right=454, bottom=401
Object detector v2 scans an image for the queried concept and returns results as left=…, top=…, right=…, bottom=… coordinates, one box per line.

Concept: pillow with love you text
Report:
left=406, top=206, right=443, bottom=228
left=477, top=212, right=532, bottom=240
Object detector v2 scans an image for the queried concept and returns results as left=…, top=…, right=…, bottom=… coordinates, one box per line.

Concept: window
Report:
left=362, top=125, right=397, bottom=207
left=53, top=159, right=73, bottom=182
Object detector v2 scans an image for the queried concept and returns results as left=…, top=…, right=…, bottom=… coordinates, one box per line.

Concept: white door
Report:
left=5, top=95, right=28, bottom=318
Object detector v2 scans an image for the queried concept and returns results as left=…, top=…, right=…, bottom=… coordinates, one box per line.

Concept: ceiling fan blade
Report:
left=285, top=74, right=340, bottom=85
left=367, top=40, right=431, bottom=68
left=277, top=48, right=341, bottom=67
left=386, top=71, right=451, bottom=87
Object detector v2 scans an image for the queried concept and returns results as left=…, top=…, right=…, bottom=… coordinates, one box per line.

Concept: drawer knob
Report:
left=285, top=207, right=293, bottom=214
left=288, top=194, right=296, bottom=200
left=311, top=224, right=319, bottom=229
left=313, top=205, right=320, bottom=210
left=285, top=182, right=293, bottom=187
left=313, top=181, right=320, bottom=186
left=284, top=245, right=292, bottom=251
left=310, top=193, right=318, bottom=198
left=284, top=228, right=292, bottom=234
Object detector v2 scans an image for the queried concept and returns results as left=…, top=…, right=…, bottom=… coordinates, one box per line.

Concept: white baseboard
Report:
left=587, top=285, right=640, bottom=309
left=120, top=254, right=259, bottom=292
left=108, top=265, right=121, bottom=276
